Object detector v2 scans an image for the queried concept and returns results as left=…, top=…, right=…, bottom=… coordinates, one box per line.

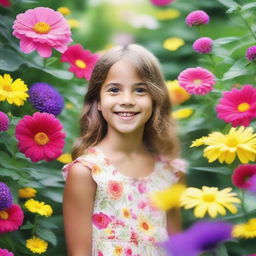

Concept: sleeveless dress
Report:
left=62, top=146, right=187, bottom=256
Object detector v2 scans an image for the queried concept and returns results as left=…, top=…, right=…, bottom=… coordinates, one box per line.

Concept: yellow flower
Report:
left=201, top=126, right=256, bottom=164
left=25, top=199, right=53, bottom=217
left=26, top=237, right=48, bottom=254
left=163, top=37, right=184, bottom=51
left=18, top=187, right=37, bottom=198
left=113, top=245, right=122, bottom=256
left=181, top=186, right=241, bottom=218
left=172, top=108, right=193, bottom=119
left=65, top=103, right=74, bottom=109
left=190, top=136, right=208, bottom=147
left=233, top=218, right=256, bottom=239
left=138, top=216, right=154, bottom=235
left=0, top=74, right=29, bottom=106
left=149, top=183, right=186, bottom=211
left=122, top=208, right=131, bottom=218
left=67, top=19, right=81, bottom=29
left=57, top=6, right=71, bottom=16
left=166, top=80, right=191, bottom=105
left=155, top=9, right=180, bottom=20
left=57, top=153, right=72, bottom=164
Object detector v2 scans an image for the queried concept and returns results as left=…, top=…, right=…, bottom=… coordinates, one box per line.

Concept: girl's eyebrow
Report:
left=104, top=82, right=148, bottom=88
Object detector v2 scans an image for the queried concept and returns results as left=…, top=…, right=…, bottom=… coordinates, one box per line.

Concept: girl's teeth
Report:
left=117, top=113, right=135, bottom=117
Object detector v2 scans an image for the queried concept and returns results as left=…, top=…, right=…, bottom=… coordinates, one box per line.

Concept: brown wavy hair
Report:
left=72, top=44, right=180, bottom=160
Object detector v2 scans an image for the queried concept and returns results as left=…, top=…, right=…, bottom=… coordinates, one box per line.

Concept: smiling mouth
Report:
left=114, top=112, right=140, bottom=117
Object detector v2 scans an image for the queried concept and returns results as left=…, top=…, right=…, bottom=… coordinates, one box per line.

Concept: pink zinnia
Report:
left=92, top=212, right=111, bottom=229
left=150, top=0, right=175, bottom=6
left=15, top=112, right=66, bottom=162
left=246, top=46, right=256, bottom=61
left=12, top=7, right=72, bottom=58
left=61, top=44, right=99, bottom=80
left=216, top=85, right=256, bottom=127
left=0, top=0, right=11, bottom=7
left=193, top=37, right=213, bottom=54
left=0, top=111, right=9, bottom=132
left=178, top=67, right=215, bottom=95
left=185, top=10, right=210, bottom=27
left=0, top=249, right=14, bottom=256
left=0, top=204, right=24, bottom=234
left=232, top=164, right=256, bottom=192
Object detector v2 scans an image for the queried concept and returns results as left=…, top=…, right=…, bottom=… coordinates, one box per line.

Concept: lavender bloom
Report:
left=185, top=10, right=210, bottom=27
left=193, top=37, right=213, bottom=54
left=161, top=221, right=232, bottom=256
left=0, top=112, right=9, bottom=132
left=29, top=82, right=64, bottom=116
left=0, top=182, right=12, bottom=210
left=246, top=46, right=256, bottom=61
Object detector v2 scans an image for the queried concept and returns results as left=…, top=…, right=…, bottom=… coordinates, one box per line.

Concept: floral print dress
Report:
left=62, top=146, right=187, bottom=256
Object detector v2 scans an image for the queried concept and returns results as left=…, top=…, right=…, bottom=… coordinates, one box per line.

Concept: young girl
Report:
left=62, top=44, right=186, bottom=256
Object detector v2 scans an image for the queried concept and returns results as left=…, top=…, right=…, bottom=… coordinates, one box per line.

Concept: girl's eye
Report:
left=108, top=87, right=119, bottom=93
left=136, top=87, right=147, bottom=93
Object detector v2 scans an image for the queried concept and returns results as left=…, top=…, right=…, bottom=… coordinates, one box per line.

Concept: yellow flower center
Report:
left=225, top=135, right=239, bottom=147
left=194, top=79, right=202, bottom=85
left=3, top=84, right=12, bottom=91
left=237, top=102, right=250, bottom=112
left=0, top=210, right=8, bottom=220
left=34, top=132, right=49, bottom=145
left=75, top=59, right=87, bottom=69
left=202, top=193, right=215, bottom=202
left=33, top=22, right=51, bottom=34
left=142, top=222, right=149, bottom=230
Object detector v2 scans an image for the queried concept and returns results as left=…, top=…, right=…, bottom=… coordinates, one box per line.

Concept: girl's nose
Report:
left=120, top=92, right=135, bottom=105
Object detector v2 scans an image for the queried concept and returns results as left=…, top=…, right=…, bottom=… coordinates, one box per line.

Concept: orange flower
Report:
left=107, top=180, right=123, bottom=199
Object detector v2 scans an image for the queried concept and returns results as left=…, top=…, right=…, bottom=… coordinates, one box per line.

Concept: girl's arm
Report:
left=63, top=163, right=96, bottom=256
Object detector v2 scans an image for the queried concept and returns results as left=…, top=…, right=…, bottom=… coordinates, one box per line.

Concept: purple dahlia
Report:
left=0, top=182, right=12, bottom=210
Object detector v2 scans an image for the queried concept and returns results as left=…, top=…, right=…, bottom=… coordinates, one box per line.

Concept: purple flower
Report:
left=193, top=37, right=213, bottom=54
left=161, top=221, right=232, bottom=256
left=185, top=10, right=210, bottom=27
left=29, top=82, right=64, bottom=116
left=0, top=112, right=9, bottom=132
left=246, top=46, right=256, bottom=61
left=150, top=0, right=175, bottom=6
left=0, top=182, right=12, bottom=210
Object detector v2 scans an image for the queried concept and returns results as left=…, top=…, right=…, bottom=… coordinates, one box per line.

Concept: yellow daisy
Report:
left=233, top=218, right=256, bottom=239
left=190, top=136, right=208, bottom=147
left=113, top=246, right=122, bottom=256
left=138, top=216, right=154, bottom=235
left=67, top=19, right=81, bottom=29
left=24, top=199, right=53, bottom=217
left=122, top=208, right=131, bottom=218
left=149, top=183, right=186, bottom=211
left=57, top=153, right=72, bottom=164
left=163, top=37, right=185, bottom=51
left=18, top=187, right=37, bottom=198
left=155, top=9, right=180, bottom=20
left=180, top=186, right=241, bottom=218
left=26, top=237, right=48, bottom=254
left=172, top=108, right=193, bottom=119
left=0, top=74, right=29, bottom=106
left=57, top=6, right=71, bottom=16
left=199, top=126, right=256, bottom=164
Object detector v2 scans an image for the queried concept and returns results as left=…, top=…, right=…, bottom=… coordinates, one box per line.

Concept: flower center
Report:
left=202, top=193, right=215, bottom=202
left=3, top=84, right=12, bottom=91
left=142, top=222, right=149, bottom=230
left=0, top=210, right=8, bottom=220
left=193, top=79, right=202, bottom=85
left=225, top=135, right=238, bottom=147
left=34, top=132, right=49, bottom=145
left=33, top=22, right=51, bottom=34
left=75, top=59, right=87, bottom=69
left=237, top=102, right=250, bottom=112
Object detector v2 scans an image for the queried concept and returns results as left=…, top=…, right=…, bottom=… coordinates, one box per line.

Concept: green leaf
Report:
left=190, top=166, right=231, bottom=175
left=215, top=244, right=229, bottom=256
left=35, top=229, right=57, bottom=246
left=241, top=2, right=256, bottom=11
left=20, top=221, right=34, bottom=230
left=0, top=168, right=20, bottom=180
left=222, top=58, right=249, bottom=80
left=214, top=37, right=240, bottom=46
left=216, top=0, right=240, bottom=8
left=0, top=48, right=25, bottom=72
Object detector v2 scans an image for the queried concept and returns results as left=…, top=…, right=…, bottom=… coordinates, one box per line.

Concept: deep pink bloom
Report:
left=0, top=112, right=9, bottom=132
left=232, top=164, right=256, bottom=192
left=216, top=85, right=256, bottom=127
left=92, top=212, right=111, bottom=229
left=15, top=112, right=66, bottom=162
left=150, top=0, right=175, bottom=6
left=12, top=7, right=72, bottom=58
left=246, top=46, right=256, bottom=61
left=185, top=10, right=210, bottom=27
left=61, top=44, right=99, bottom=80
left=0, top=0, right=11, bottom=7
left=178, top=67, right=215, bottom=95
left=0, top=204, right=24, bottom=234
left=0, top=249, right=14, bottom=256
left=193, top=37, right=213, bottom=54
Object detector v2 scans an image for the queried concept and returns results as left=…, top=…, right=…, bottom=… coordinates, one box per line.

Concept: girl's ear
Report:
left=97, top=102, right=101, bottom=111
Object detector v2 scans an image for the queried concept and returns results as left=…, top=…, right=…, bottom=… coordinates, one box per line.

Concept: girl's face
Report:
left=98, top=60, right=153, bottom=135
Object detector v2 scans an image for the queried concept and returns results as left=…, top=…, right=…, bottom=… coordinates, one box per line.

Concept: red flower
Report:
left=232, top=164, right=256, bottom=192
left=0, top=204, right=24, bottom=234
left=0, top=0, right=11, bottom=7
left=107, top=180, right=123, bottom=199
left=61, top=44, right=99, bottom=80
left=92, top=212, right=111, bottom=229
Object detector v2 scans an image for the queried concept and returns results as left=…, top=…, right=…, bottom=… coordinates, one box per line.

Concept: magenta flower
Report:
left=61, top=44, right=99, bottom=80
left=0, top=0, right=11, bottom=7
left=15, top=112, right=66, bottom=162
left=246, top=46, right=256, bottom=61
left=0, top=112, right=9, bottom=132
left=0, top=204, right=24, bottom=234
left=216, top=85, right=256, bottom=127
left=150, top=0, right=175, bottom=6
left=185, top=10, right=210, bottom=27
left=178, top=67, right=215, bottom=95
left=12, top=7, right=72, bottom=58
left=0, top=249, right=14, bottom=256
left=193, top=37, right=213, bottom=54
left=92, top=212, right=111, bottom=229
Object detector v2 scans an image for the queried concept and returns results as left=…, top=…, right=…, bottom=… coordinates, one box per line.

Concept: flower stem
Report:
left=239, top=13, right=256, bottom=41
left=31, top=214, right=38, bottom=237
left=240, top=190, right=249, bottom=222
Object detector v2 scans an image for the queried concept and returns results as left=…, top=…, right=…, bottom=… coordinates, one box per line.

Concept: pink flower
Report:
left=185, top=10, right=210, bottom=27
left=216, top=85, right=256, bottom=127
left=137, top=182, right=147, bottom=194
left=178, top=67, right=215, bottom=95
left=61, top=44, right=99, bottom=80
left=12, top=7, right=72, bottom=58
left=0, top=204, right=24, bottom=234
left=15, top=112, right=66, bottom=162
left=0, top=0, right=11, bottom=7
left=0, top=249, right=14, bottom=256
left=92, top=212, right=111, bottom=229
left=0, top=112, right=9, bottom=132
left=246, top=46, right=256, bottom=61
left=125, top=247, right=133, bottom=256
left=98, top=251, right=104, bottom=256
left=150, top=0, right=175, bottom=6
left=193, top=37, right=213, bottom=54
left=107, top=180, right=123, bottom=199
